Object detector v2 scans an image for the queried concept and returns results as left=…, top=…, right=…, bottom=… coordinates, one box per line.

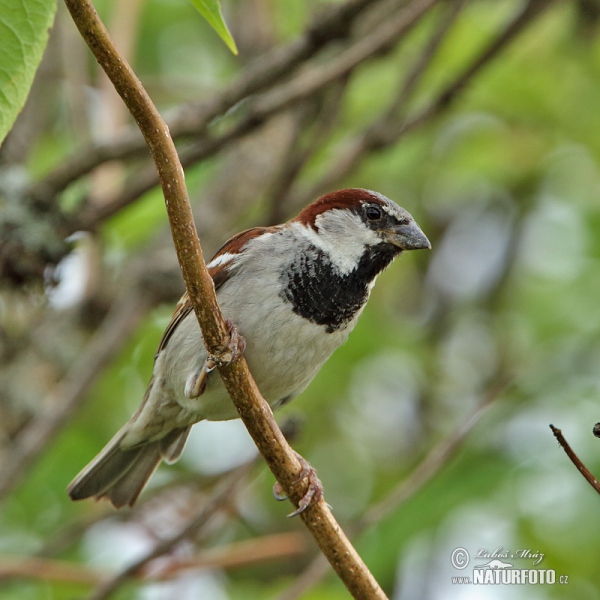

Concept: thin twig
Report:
left=30, top=0, right=382, bottom=204
left=68, top=0, right=435, bottom=232
left=276, top=378, right=508, bottom=600
left=86, top=463, right=253, bottom=600
left=0, top=293, right=147, bottom=501
left=381, top=0, right=557, bottom=141
left=0, top=531, right=308, bottom=585
left=384, top=0, right=469, bottom=117
left=248, top=0, right=437, bottom=118
left=0, top=557, right=102, bottom=586
left=550, top=424, right=600, bottom=495
left=358, top=378, right=508, bottom=529
left=64, top=2, right=389, bottom=598
left=267, top=78, right=350, bottom=226
left=293, top=0, right=557, bottom=206
left=282, top=0, right=462, bottom=213
left=146, top=531, right=308, bottom=580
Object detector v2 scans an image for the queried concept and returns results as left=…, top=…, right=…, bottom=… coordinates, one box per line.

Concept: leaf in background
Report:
left=0, top=0, right=57, bottom=145
left=189, top=0, right=238, bottom=55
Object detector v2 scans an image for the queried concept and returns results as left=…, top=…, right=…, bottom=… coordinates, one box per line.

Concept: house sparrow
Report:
left=68, top=188, right=430, bottom=508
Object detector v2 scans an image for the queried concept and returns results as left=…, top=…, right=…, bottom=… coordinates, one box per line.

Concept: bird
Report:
left=68, top=188, right=430, bottom=509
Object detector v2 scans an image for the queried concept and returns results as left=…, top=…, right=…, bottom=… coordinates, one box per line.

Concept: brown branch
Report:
left=0, top=557, right=101, bottom=586
left=384, top=0, right=469, bottom=117
left=379, top=0, right=558, bottom=141
left=34, top=469, right=241, bottom=560
left=30, top=0, right=382, bottom=204
left=0, top=293, right=147, bottom=501
left=86, top=462, right=254, bottom=600
left=64, top=1, right=388, bottom=599
left=66, top=0, right=436, bottom=232
left=292, top=0, right=557, bottom=206
left=276, top=377, right=508, bottom=600
left=550, top=424, right=600, bottom=495
left=358, top=378, right=508, bottom=529
left=145, top=531, right=308, bottom=580
left=168, top=0, right=389, bottom=137
left=249, top=0, right=437, bottom=118
left=63, top=0, right=228, bottom=345
left=71, top=417, right=302, bottom=596
left=267, top=79, right=350, bottom=226
left=0, top=532, right=308, bottom=585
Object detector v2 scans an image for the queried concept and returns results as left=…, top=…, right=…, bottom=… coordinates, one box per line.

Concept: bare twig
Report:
left=30, top=0, right=382, bottom=204
left=550, top=424, right=600, bottom=495
left=384, top=0, right=469, bottom=117
left=380, top=0, right=557, bottom=140
left=64, top=1, right=388, bottom=599
left=248, top=0, right=437, bottom=118
left=276, top=378, right=508, bottom=600
left=83, top=419, right=317, bottom=599
left=0, top=557, right=102, bottom=586
left=0, top=531, right=308, bottom=585
left=62, top=0, right=436, bottom=232
left=0, top=293, right=147, bottom=501
left=293, top=0, right=557, bottom=205
left=358, top=379, right=508, bottom=528
left=169, top=0, right=390, bottom=137
left=145, top=531, right=308, bottom=579
left=267, top=78, right=350, bottom=225
left=86, top=463, right=253, bottom=600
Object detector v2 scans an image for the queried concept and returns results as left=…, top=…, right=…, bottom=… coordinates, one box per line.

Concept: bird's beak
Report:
left=383, top=221, right=431, bottom=251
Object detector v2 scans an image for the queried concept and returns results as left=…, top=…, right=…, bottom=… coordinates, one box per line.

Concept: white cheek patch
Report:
left=296, top=210, right=380, bottom=274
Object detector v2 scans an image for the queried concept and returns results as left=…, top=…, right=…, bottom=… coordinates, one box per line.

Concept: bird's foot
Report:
left=225, top=319, right=246, bottom=363
left=272, top=453, right=324, bottom=517
left=210, top=319, right=246, bottom=366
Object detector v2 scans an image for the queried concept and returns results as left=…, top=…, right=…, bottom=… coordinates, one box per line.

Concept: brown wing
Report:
left=209, top=226, right=279, bottom=262
left=156, top=225, right=280, bottom=355
left=155, top=292, right=193, bottom=356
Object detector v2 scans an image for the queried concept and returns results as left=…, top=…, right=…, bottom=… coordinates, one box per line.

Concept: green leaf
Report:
left=188, top=0, right=238, bottom=55
left=0, top=0, right=57, bottom=145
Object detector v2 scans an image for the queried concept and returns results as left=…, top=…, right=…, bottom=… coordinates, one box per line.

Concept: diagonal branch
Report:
left=550, top=424, right=600, bottom=495
left=30, top=0, right=383, bottom=204
left=63, top=1, right=388, bottom=598
left=292, top=0, right=558, bottom=207
left=0, top=532, right=308, bottom=585
left=86, top=461, right=255, bottom=600
left=276, top=377, right=508, bottom=600
left=54, top=0, right=437, bottom=234
left=0, top=292, right=147, bottom=501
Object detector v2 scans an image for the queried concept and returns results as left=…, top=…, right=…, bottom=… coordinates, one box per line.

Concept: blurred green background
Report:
left=2, top=0, right=600, bottom=598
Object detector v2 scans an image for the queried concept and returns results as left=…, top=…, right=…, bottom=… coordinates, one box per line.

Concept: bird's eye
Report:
left=365, top=206, right=382, bottom=221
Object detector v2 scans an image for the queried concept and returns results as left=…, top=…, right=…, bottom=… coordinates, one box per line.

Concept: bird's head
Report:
left=294, top=188, right=430, bottom=274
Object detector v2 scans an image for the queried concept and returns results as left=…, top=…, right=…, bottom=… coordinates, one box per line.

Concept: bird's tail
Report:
left=67, top=425, right=191, bottom=508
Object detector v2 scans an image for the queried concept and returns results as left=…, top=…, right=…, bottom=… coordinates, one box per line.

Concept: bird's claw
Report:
left=287, top=459, right=324, bottom=518
left=273, top=482, right=288, bottom=501
left=209, top=319, right=246, bottom=366
left=272, top=454, right=324, bottom=517
left=225, top=319, right=246, bottom=364
left=225, top=319, right=246, bottom=365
